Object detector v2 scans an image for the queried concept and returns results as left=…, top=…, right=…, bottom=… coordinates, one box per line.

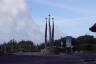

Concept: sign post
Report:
left=66, top=36, right=72, bottom=54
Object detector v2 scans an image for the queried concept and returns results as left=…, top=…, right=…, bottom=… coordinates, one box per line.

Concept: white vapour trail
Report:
left=0, top=0, right=42, bottom=44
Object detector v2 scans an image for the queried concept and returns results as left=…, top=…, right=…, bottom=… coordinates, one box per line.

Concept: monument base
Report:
left=41, top=48, right=59, bottom=55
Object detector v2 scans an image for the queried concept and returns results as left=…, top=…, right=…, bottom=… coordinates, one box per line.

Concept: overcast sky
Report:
left=0, top=0, right=96, bottom=44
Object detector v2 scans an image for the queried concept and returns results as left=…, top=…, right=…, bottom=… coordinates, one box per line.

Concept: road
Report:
left=0, top=51, right=96, bottom=64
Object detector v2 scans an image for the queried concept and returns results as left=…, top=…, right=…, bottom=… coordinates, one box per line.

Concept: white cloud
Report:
left=0, top=0, right=27, bottom=16
left=0, top=0, right=43, bottom=44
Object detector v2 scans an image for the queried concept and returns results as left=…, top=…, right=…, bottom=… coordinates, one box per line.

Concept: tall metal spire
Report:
left=48, top=14, right=52, bottom=47
left=52, top=17, right=54, bottom=44
left=45, top=17, right=48, bottom=48
left=44, top=14, right=55, bottom=48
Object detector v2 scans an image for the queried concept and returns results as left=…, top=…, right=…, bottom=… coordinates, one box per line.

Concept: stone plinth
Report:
left=41, top=48, right=59, bottom=55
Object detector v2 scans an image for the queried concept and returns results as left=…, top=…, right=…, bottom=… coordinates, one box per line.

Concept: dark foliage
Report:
left=0, top=40, right=35, bottom=56
left=0, top=35, right=96, bottom=56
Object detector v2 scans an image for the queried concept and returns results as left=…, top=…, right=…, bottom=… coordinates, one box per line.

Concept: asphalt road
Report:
left=0, top=51, right=96, bottom=64
left=0, top=55, right=82, bottom=64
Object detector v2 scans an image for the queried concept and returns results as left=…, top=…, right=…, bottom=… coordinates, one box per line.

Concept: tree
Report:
left=77, top=35, right=95, bottom=51
left=7, top=39, right=18, bottom=53
left=18, top=40, right=34, bottom=52
left=0, top=43, right=7, bottom=55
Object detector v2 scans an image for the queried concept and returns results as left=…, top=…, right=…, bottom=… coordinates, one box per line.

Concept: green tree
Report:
left=7, top=39, right=18, bottom=53
left=77, top=35, right=95, bottom=51
left=18, top=40, right=34, bottom=52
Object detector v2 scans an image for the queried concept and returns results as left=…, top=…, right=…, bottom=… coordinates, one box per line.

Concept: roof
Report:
left=89, top=23, right=96, bottom=32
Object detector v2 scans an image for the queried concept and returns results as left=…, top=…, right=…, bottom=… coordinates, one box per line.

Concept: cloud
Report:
left=0, top=0, right=28, bottom=16
left=0, top=0, right=43, bottom=44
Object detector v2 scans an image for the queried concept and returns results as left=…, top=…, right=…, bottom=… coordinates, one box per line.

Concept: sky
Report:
left=31, top=0, right=96, bottom=37
left=0, top=0, right=96, bottom=44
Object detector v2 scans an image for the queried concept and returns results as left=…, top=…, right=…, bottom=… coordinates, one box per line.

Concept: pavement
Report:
left=0, top=51, right=96, bottom=64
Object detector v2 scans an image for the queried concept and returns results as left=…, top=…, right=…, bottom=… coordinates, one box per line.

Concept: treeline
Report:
left=0, top=40, right=39, bottom=56
left=0, top=35, right=96, bottom=55
left=38, top=35, right=96, bottom=52
left=54, top=35, right=96, bottom=52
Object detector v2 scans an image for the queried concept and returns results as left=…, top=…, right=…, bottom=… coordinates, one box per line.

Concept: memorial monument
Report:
left=41, top=14, right=58, bottom=55
left=45, top=14, right=54, bottom=48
